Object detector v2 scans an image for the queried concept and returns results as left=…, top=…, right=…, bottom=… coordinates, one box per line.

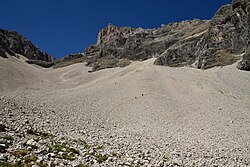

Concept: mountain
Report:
left=1, top=1, right=250, bottom=166
left=84, top=0, right=250, bottom=71
left=0, top=29, right=54, bottom=67
left=1, top=0, right=249, bottom=71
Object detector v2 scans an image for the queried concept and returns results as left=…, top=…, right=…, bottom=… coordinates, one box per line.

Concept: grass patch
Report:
left=1, top=135, right=14, bottom=141
left=95, top=145, right=105, bottom=150
left=35, top=162, right=49, bottom=167
left=26, top=129, right=38, bottom=135
left=214, top=50, right=240, bottom=65
left=0, top=160, right=47, bottom=167
left=58, top=154, right=75, bottom=161
left=78, top=139, right=90, bottom=149
left=36, top=162, right=49, bottom=167
left=111, top=152, right=120, bottom=158
left=94, top=154, right=108, bottom=164
left=11, top=150, right=29, bottom=157
left=0, top=162, right=20, bottom=167
left=54, top=57, right=84, bottom=68
left=50, top=144, right=79, bottom=154
left=27, top=129, right=54, bottom=139
left=118, top=58, right=131, bottom=68
left=205, top=50, right=241, bottom=69
left=24, top=154, right=37, bottom=163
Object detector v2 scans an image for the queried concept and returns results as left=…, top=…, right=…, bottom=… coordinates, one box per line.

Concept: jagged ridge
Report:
left=0, top=29, right=54, bottom=67
left=84, top=0, right=250, bottom=71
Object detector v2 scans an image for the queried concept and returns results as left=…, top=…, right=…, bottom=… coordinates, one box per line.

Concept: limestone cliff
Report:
left=85, top=0, right=250, bottom=71
left=0, top=29, right=54, bottom=67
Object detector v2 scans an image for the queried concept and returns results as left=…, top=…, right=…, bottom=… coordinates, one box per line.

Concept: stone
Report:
left=58, top=151, right=65, bottom=156
left=158, top=160, right=165, bottom=167
left=107, top=156, right=113, bottom=162
left=0, top=144, right=7, bottom=153
left=127, top=157, right=134, bottom=163
left=48, top=153, right=56, bottom=158
left=0, top=153, right=7, bottom=161
left=27, top=139, right=37, bottom=146
left=32, top=165, right=40, bottom=167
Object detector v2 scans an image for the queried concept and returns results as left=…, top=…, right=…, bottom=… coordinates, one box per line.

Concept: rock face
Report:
left=85, top=21, right=207, bottom=71
left=238, top=47, right=250, bottom=71
left=0, top=29, right=54, bottom=67
left=155, top=0, right=250, bottom=70
left=26, top=60, right=55, bottom=68
left=53, top=53, right=86, bottom=68
left=85, top=0, right=250, bottom=71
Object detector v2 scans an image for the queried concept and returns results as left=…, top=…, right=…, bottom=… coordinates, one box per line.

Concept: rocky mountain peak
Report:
left=83, top=0, right=250, bottom=71
left=0, top=29, right=54, bottom=67
left=84, top=19, right=209, bottom=71
left=97, top=23, right=133, bottom=45
left=1, top=0, right=249, bottom=71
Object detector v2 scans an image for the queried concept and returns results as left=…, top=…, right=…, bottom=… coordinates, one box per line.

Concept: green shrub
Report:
left=11, top=149, right=29, bottom=157
left=94, top=154, right=108, bottom=164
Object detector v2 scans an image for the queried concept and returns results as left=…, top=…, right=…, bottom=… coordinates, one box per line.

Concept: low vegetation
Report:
left=118, top=58, right=131, bottom=67
left=0, top=162, right=19, bottom=167
left=78, top=139, right=90, bottom=149
left=206, top=50, right=241, bottom=69
left=11, top=149, right=29, bottom=157
left=49, top=143, right=80, bottom=154
left=26, top=129, right=54, bottom=139
left=94, top=154, right=108, bottom=164
left=1, top=135, right=14, bottom=141
left=24, top=154, right=37, bottom=163
left=53, top=57, right=84, bottom=68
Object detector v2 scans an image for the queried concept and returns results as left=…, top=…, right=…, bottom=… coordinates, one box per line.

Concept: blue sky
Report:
left=1, top=0, right=232, bottom=59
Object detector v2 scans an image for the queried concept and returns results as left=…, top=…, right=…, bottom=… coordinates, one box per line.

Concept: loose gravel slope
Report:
left=0, top=55, right=250, bottom=166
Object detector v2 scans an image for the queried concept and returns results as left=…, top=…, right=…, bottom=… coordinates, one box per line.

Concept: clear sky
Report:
left=1, top=0, right=232, bottom=59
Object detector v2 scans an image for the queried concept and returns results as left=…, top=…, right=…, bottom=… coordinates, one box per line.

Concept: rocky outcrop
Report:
left=84, top=0, right=250, bottom=71
left=53, top=53, right=86, bottom=68
left=155, top=0, right=250, bottom=70
left=0, top=29, right=54, bottom=67
left=26, top=60, right=55, bottom=68
left=84, top=20, right=207, bottom=71
left=238, top=47, right=250, bottom=71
